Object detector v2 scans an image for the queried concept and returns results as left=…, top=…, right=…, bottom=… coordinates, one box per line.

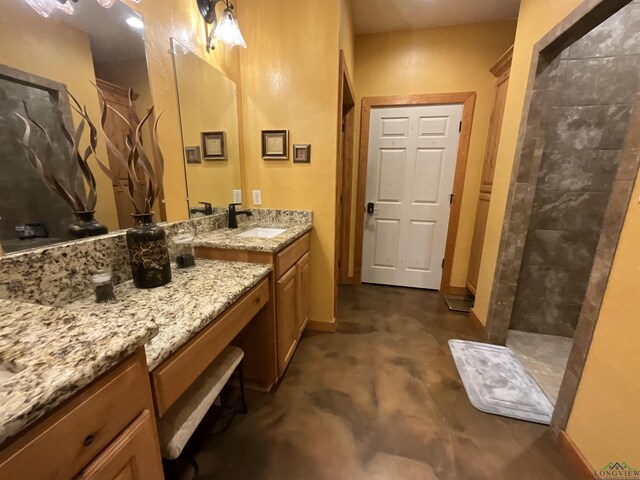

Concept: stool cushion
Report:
left=158, top=345, right=244, bottom=459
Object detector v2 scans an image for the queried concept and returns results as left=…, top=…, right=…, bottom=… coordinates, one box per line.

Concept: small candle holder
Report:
left=92, top=270, right=116, bottom=303
left=173, top=233, right=196, bottom=268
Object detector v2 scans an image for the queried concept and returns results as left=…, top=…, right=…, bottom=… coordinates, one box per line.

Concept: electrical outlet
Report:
left=233, top=190, right=242, bottom=203
left=252, top=190, right=262, bottom=206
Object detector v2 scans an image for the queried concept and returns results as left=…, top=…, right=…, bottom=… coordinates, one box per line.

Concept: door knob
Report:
left=367, top=202, right=375, bottom=214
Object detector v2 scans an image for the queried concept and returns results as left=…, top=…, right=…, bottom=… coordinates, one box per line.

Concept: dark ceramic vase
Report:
left=126, top=212, right=171, bottom=289
left=68, top=211, right=108, bottom=239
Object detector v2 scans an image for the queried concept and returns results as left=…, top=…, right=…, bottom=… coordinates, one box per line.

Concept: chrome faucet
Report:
left=228, top=203, right=253, bottom=229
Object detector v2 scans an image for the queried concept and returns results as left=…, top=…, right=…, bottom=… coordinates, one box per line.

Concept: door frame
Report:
left=353, top=92, right=476, bottom=291
left=334, top=51, right=357, bottom=316
left=480, top=0, right=639, bottom=445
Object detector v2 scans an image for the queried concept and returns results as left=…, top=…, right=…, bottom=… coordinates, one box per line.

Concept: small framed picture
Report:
left=201, top=131, right=226, bottom=160
left=262, top=130, right=288, bottom=159
left=185, top=145, right=201, bottom=164
left=293, top=144, right=311, bottom=163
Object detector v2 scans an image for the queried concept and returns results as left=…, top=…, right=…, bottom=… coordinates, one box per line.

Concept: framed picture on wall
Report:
left=201, top=131, right=227, bottom=160
left=293, top=144, right=311, bottom=163
left=185, top=145, right=201, bottom=164
left=261, top=130, right=288, bottom=159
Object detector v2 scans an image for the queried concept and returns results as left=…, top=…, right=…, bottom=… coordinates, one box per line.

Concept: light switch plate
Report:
left=252, top=190, right=262, bottom=206
left=233, top=190, right=242, bottom=203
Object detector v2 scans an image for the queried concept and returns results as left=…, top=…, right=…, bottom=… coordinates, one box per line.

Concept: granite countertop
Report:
left=194, top=220, right=312, bottom=253
left=0, top=300, right=157, bottom=445
left=66, top=260, right=272, bottom=370
left=0, top=259, right=271, bottom=445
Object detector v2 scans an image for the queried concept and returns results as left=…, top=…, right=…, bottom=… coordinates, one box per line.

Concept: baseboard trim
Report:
left=444, top=286, right=469, bottom=296
left=558, top=430, right=595, bottom=480
left=469, top=308, right=485, bottom=335
left=308, top=318, right=337, bottom=333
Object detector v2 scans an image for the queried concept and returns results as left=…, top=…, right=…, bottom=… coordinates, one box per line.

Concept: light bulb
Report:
left=126, top=16, right=144, bottom=29
left=213, top=8, right=247, bottom=49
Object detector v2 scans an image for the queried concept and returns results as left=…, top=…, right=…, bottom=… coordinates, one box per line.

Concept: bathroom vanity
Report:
left=0, top=261, right=273, bottom=478
left=0, top=301, right=161, bottom=479
left=195, top=217, right=312, bottom=379
left=0, top=210, right=311, bottom=478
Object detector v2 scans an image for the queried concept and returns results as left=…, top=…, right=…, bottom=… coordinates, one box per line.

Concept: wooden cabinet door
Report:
left=467, top=46, right=512, bottom=294
left=295, top=253, right=310, bottom=337
left=466, top=193, right=491, bottom=295
left=480, top=71, right=510, bottom=189
left=96, top=79, right=147, bottom=230
left=276, top=266, right=298, bottom=375
left=78, top=410, right=163, bottom=480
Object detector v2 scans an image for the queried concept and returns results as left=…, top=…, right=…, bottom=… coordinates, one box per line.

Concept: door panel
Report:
left=295, top=253, right=310, bottom=336
left=406, top=221, right=435, bottom=271
left=380, top=117, right=409, bottom=137
left=276, top=267, right=297, bottom=375
left=372, top=219, right=401, bottom=268
left=467, top=193, right=490, bottom=295
left=362, top=104, right=463, bottom=289
left=377, top=149, right=406, bottom=202
left=418, top=116, right=449, bottom=137
left=413, top=149, right=444, bottom=204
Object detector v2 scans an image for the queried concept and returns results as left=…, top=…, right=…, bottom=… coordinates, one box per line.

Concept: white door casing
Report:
left=361, top=104, right=463, bottom=289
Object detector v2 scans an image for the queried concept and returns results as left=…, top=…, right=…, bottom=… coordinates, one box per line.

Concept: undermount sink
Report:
left=237, top=228, right=287, bottom=239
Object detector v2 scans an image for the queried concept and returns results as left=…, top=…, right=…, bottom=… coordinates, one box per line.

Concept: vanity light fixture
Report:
left=23, top=0, right=140, bottom=18
left=196, top=0, right=246, bottom=50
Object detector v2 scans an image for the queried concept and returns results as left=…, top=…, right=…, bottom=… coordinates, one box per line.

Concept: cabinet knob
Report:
left=83, top=434, right=95, bottom=447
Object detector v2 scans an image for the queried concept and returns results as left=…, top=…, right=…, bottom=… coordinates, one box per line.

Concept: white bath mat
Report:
left=448, top=339, right=553, bottom=425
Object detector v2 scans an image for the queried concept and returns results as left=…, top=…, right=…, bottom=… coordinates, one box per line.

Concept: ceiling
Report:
left=51, top=1, right=146, bottom=63
left=350, top=0, right=521, bottom=34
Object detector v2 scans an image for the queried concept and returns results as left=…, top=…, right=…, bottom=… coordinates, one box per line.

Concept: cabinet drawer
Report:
left=0, top=350, right=151, bottom=480
left=275, top=232, right=310, bottom=278
left=152, top=278, right=269, bottom=416
left=78, top=410, right=163, bottom=480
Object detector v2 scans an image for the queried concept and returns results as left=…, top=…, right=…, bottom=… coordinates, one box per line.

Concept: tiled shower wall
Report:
left=510, top=1, right=640, bottom=337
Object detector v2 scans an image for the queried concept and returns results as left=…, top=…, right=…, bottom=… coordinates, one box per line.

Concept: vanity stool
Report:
left=158, top=346, right=247, bottom=479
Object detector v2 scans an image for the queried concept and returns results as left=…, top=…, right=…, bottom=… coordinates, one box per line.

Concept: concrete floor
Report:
left=192, top=284, right=577, bottom=479
left=507, top=330, right=574, bottom=405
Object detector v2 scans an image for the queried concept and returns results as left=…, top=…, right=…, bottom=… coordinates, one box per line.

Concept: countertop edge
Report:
left=194, top=223, right=313, bottom=253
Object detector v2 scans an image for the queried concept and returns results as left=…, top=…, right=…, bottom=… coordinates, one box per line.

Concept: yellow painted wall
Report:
left=472, top=0, right=582, bottom=322
left=340, top=0, right=356, bottom=75
left=0, top=1, right=118, bottom=230
left=566, top=175, right=640, bottom=466
left=352, top=21, right=517, bottom=287
left=239, top=0, right=341, bottom=324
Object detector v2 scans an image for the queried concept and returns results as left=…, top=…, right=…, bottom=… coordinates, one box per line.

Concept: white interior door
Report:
left=361, top=104, right=463, bottom=289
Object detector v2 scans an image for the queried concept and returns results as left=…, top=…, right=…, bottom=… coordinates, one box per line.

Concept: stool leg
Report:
left=238, top=363, right=248, bottom=414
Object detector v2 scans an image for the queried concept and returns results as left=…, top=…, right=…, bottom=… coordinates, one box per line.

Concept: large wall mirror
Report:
left=171, top=39, right=242, bottom=217
left=0, top=0, right=163, bottom=253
